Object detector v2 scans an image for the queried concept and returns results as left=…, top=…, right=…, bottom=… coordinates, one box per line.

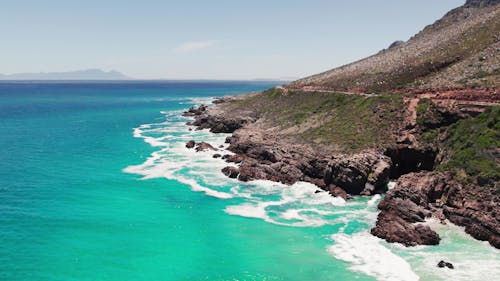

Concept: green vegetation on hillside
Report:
left=416, top=98, right=433, bottom=125
left=439, top=107, right=500, bottom=184
left=415, top=98, right=457, bottom=129
left=224, top=89, right=404, bottom=151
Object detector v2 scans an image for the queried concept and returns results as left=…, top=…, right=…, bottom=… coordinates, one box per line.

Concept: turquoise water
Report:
left=0, top=82, right=498, bottom=281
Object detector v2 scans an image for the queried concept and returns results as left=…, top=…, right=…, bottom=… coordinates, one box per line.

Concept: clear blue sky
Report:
left=0, top=0, right=464, bottom=80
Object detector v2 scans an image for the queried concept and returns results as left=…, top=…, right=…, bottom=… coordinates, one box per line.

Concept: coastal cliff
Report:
left=184, top=0, right=499, bottom=248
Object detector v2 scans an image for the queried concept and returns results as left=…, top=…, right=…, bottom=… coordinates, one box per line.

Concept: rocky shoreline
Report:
left=372, top=172, right=499, bottom=248
left=178, top=0, right=500, bottom=251
left=184, top=102, right=395, bottom=199
left=182, top=96, right=499, bottom=249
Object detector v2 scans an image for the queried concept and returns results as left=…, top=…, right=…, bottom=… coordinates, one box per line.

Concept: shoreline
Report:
left=183, top=92, right=499, bottom=249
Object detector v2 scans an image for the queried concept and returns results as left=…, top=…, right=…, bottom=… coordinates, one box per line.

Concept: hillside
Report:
left=185, top=0, right=500, bottom=249
left=288, top=0, right=500, bottom=93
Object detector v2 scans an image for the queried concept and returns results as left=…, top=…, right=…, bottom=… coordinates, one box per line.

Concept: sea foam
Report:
left=123, top=107, right=417, bottom=280
left=124, top=102, right=499, bottom=281
left=328, top=232, right=420, bottom=281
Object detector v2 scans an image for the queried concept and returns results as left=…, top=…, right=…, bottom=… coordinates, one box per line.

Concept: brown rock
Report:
left=372, top=172, right=500, bottom=248
left=185, top=140, right=195, bottom=148
left=371, top=172, right=442, bottom=246
left=325, top=184, right=349, bottom=200
left=324, top=152, right=392, bottom=195
left=224, top=154, right=244, bottom=164
left=195, top=142, right=218, bottom=152
left=371, top=212, right=440, bottom=246
left=437, top=260, right=454, bottom=269
left=183, top=104, right=208, bottom=117
left=221, top=166, right=239, bottom=178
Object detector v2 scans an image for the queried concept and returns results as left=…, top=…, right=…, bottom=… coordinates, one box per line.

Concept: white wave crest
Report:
left=395, top=218, right=500, bottom=281
left=224, top=181, right=346, bottom=227
left=328, top=232, right=420, bottom=281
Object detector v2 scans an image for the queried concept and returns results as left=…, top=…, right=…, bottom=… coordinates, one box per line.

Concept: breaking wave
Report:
left=124, top=102, right=498, bottom=281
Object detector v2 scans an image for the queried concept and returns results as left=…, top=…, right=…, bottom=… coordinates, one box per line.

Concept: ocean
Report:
left=0, top=81, right=497, bottom=281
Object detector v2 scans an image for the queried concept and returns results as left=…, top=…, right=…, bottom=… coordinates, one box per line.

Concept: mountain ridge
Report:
left=287, top=1, right=500, bottom=93
left=465, top=0, right=500, bottom=7
left=0, top=69, right=130, bottom=80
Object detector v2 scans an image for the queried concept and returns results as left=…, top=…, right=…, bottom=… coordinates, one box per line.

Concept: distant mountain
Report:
left=0, top=69, right=130, bottom=80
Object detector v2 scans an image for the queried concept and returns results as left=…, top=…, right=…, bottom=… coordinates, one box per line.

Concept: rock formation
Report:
left=181, top=0, right=499, bottom=248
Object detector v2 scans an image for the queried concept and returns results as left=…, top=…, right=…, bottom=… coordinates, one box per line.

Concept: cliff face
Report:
left=288, top=2, right=500, bottom=93
left=372, top=107, right=499, bottom=248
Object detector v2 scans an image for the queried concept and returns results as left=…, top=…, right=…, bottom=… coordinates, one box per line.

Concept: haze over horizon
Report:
left=1, top=0, right=464, bottom=80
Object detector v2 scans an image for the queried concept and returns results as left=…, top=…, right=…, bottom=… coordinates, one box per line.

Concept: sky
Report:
left=0, top=0, right=465, bottom=80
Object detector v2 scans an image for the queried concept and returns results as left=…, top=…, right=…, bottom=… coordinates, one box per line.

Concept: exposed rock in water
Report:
left=221, top=166, right=239, bottom=178
left=213, top=154, right=222, bottom=158
left=372, top=211, right=440, bottom=246
left=185, top=140, right=196, bottom=148
left=186, top=140, right=218, bottom=152
left=195, top=142, right=218, bottom=152
left=372, top=172, right=500, bottom=248
left=193, top=115, right=250, bottom=133
left=183, top=104, right=207, bottom=117
left=371, top=173, right=442, bottom=245
left=437, top=260, right=454, bottom=269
